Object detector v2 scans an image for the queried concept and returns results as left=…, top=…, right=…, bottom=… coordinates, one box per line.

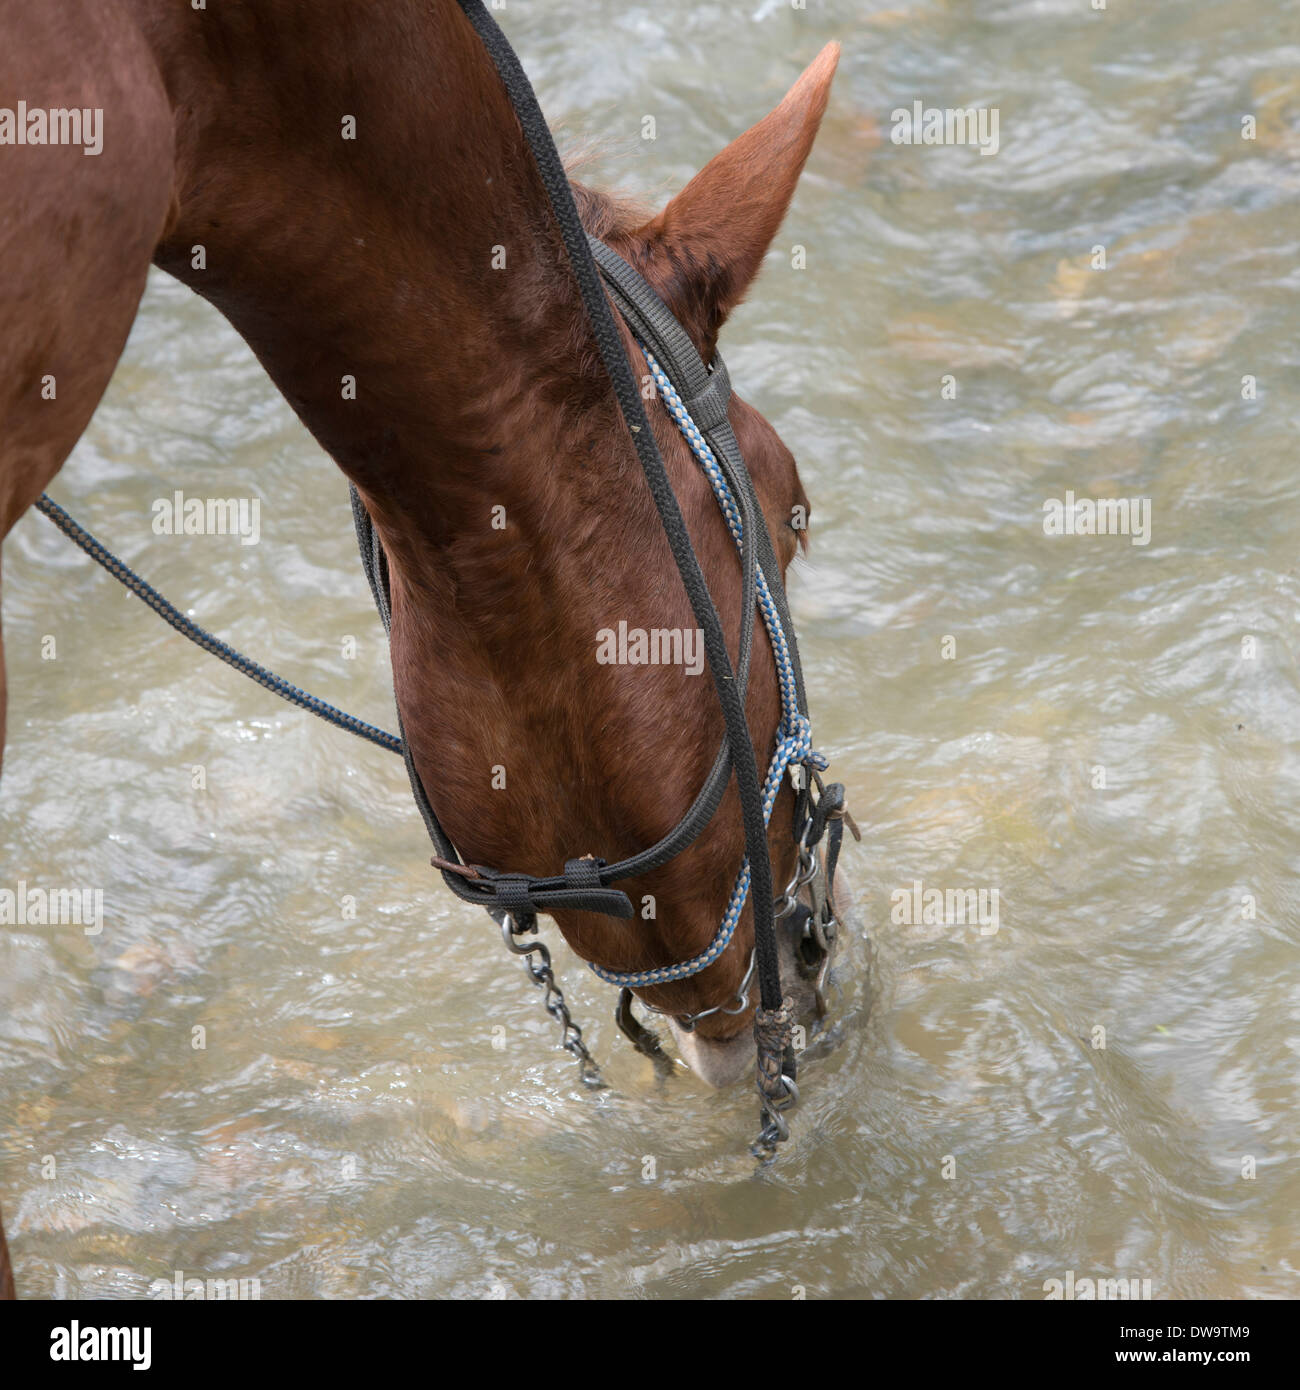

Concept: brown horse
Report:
left=0, top=1204, right=11, bottom=1300
left=1, top=0, right=840, bottom=1292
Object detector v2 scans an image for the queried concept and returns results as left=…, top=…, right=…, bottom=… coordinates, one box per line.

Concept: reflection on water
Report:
left=3, top=0, right=1298, bottom=1298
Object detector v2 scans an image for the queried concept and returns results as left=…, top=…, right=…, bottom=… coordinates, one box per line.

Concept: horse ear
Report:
left=634, top=42, right=839, bottom=357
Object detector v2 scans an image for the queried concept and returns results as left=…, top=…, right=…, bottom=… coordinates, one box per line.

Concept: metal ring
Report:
left=759, top=1075, right=799, bottom=1131
left=501, top=914, right=542, bottom=955
left=757, top=1079, right=796, bottom=1143
left=762, top=1110, right=789, bottom=1143
left=640, top=949, right=757, bottom=1030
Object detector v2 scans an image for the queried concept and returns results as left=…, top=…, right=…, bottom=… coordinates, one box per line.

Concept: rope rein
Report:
left=33, top=492, right=403, bottom=756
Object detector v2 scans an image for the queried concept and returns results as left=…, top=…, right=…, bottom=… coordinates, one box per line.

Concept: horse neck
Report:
left=137, top=0, right=599, bottom=591
left=129, top=0, right=730, bottom=881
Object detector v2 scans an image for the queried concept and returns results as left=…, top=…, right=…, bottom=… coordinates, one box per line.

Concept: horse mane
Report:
left=569, top=181, right=649, bottom=241
left=565, top=142, right=654, bottom=240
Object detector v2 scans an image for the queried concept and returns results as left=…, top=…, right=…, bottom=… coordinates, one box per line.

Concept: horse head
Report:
left=390, top=39, right=842, bottom=1085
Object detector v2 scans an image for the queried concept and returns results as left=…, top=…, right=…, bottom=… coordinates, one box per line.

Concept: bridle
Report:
left=30, top=0, right=851, bottom=1156
left=348, top=3, right=853, bottom=1150
left=346, top=232, right=850, bottom=1145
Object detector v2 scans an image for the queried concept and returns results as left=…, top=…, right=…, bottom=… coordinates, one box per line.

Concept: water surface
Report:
left=2, top=0, right=1298, bottom=1298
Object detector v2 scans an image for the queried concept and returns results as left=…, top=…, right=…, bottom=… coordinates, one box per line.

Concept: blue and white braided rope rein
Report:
left=587, top=347, right=827, bottom=990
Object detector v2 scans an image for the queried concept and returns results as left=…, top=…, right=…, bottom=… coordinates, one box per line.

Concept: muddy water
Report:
left=3, top=1, right=1298, bottom=1298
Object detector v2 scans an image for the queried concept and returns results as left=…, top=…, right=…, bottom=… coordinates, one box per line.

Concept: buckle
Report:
left=430, top=856, right=635, bottom=919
